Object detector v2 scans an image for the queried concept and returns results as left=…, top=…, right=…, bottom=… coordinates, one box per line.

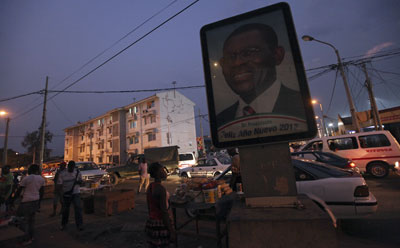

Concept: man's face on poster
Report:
left=220, top=28, right=284, bottom=103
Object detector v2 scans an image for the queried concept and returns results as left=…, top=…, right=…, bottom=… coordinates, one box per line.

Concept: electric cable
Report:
left=12, top=0, right=200, bottom=120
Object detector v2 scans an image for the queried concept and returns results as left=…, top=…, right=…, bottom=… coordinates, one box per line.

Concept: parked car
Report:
left=215, top=158, right=378, bottom=219
left=291, top=151, right=360, bottom=173
left=300, top=130, right=400, bottom=178
left=178, top=157, right=230, bottom=178
left=75, top=162, right=109, bottom=187
left=178, top=152, right=197, bottom=169
left=41, top=168, right=56, bottom=180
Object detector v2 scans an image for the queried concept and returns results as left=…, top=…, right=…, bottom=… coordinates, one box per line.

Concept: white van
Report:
left=178, top=152, right=197, bottom=169
left=301, top=130, right=400, bottom=178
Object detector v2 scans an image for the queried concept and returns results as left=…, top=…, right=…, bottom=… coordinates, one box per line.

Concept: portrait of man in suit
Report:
left=216, top=23, right=306, bottom=128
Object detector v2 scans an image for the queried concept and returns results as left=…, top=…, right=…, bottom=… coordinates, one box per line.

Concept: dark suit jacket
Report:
left=216, top=84, right=306, bottom=128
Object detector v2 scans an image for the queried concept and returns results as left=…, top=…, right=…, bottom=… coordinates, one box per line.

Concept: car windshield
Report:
left=75, top=162, right=99, bottom=171
left=179, top=154, right=194, bottom=161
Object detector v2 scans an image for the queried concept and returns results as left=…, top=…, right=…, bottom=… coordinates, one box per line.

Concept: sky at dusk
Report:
left=1, top=0, right=400, bottom=156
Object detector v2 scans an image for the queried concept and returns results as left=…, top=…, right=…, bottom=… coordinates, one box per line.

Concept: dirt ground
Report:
left=0, top=176, right=221, bottom=248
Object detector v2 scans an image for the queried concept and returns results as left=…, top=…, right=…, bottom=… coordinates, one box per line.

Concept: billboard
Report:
left=200, top=2, right=317, bottom=148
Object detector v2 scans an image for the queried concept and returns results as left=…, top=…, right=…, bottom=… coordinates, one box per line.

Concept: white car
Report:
left=75, top=162, right=108, bottom=187
left=216, top=158, right=377, bottom=219
left=178, top=157, right=230, bottom=178
left=178, top=152, right=197, bottom=169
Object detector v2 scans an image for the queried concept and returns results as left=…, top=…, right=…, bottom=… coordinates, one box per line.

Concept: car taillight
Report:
left=354, top=185, right=369, bottom=197
left=349, top=162, right=356, bottom=168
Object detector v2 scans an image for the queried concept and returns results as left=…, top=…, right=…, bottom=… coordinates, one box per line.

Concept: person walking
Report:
left=14, top=164, right=45, bottom=246
left=57, top=161, right=84, bottom=231
left=137, top=157, right=149, bottom=194
left=145, top=162, right=176, bottom=247
left=49, top=162, right=66, bottom=217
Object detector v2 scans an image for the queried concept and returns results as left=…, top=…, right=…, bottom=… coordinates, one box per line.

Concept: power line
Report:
left=0, top=90, right=43, bottom=103
left=12, top=0, right=200, bottom=120
left=48, top=85, right=204, bottom=94
left=49, top=0, right=178, bottom=92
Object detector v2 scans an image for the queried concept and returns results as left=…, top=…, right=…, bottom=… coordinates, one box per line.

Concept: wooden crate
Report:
left=93, top=189, right=135, bottom=216
left=42, top=184, right=54, bottom=199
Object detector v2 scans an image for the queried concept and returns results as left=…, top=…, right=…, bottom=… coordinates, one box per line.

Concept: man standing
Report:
left=0, top=165, right=13, bottom=212
left=49, top=162, right=66, bottom=217
left=227, top=148, right=241, bottom=191
left=58, top=161, right=84, bottom=231
left=217, top=23, right=305, bottom=127
left=14, top=164, right=45, bottom=246
left=137, top=157, right=149, bottom=194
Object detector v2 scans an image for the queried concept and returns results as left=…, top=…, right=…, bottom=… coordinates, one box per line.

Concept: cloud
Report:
left=364, top=42, right=394, bottom=58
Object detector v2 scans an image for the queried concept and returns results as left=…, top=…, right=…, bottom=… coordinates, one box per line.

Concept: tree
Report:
left=21, top=128, right=53, bottom=163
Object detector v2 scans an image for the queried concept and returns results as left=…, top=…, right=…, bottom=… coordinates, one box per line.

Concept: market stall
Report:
left=170, top=178, right=237, bottom=248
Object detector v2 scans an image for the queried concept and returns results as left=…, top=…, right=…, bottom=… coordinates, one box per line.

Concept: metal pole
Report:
left=39, top=77, right=49, bottom=170
left=305, top=37, right=361, bottom=133
left=198, top=108, right=205, bottom=156
left=334, top=49, right=361, bottom=132
left=319, top=103, right=328, bottom=136
left=2, top=117, right=10, bottom=165
left=361, top=63, right=383, bottom=130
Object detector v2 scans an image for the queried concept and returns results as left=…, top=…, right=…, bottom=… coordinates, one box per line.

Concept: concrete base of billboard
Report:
left=227, top=195, right=338, bottom=248
left=239, top=143, right=298, bottom=207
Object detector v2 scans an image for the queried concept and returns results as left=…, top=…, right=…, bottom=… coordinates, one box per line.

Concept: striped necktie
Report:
left=243, top=106, right=256, bottom=116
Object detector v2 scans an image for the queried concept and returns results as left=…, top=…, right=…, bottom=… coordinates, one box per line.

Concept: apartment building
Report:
left=64, top=90, right=197, bottom=164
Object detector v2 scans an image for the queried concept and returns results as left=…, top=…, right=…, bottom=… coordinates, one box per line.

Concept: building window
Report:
left=147, top=100, right=155, bottom=109
left=66, top=139, right=69, bottom=145
left=129, top=121, right=137, bottom=129
left=129, top=137, right=133, bottom=145
left=148, top=133, right=156, bottom=142
left=134, top=136, right=139, bottom=144
left=144, top=117, right=148, bottom=125
left=151, top=115, right=156, bottom=123
left=90, top=122, right=94, bottom=128
left=81, top=135, right=84, bottom=141
left=109, top=141, right=113, bottom=148
left=98, top=157, right=103, bottom=163
left=108, top=127, right=112, bottom=134
left=129, top=108, right=132, bottom=114
left=134, top=106, right=138, bottom=113
left=98, top=119, right=101, bottom=125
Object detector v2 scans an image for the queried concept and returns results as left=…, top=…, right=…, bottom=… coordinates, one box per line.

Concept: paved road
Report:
left=1, top=172, right=399, bottom=248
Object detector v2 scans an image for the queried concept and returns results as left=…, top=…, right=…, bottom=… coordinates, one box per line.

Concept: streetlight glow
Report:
left=302, top=35, right=314, bottom=41
left=328, top=123, right=333, bottom=127
left=311, top=99, right=317, bottom=105
left=0, top=111, right=7, bottom=116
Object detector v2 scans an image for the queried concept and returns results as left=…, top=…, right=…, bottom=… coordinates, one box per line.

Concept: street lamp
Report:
left=312, top=99, right=327, bottom=136
left=302, top=35, right=361, bottom=133
left=0, top=111, right=10, bottom=166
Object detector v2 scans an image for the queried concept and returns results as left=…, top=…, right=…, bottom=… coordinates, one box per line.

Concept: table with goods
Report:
left=170, top=178, right=238, bottom=248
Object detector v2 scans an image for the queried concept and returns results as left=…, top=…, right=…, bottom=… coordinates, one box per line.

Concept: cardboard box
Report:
left=94, top=189, right=135, bottom=216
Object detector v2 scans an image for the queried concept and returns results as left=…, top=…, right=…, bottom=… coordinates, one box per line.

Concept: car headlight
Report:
left=395, top=161, right=399, bottom=169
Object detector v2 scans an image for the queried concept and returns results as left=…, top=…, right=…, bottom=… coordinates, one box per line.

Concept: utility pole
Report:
left=2, top=117, right=10, bottom=165
left=39, top=77, right=49, bottom=170
left=361, top=63, right=383, bottom=130
left=198, top=109, right=205, bottom=156
left=302, top=35, right=361, bottom=132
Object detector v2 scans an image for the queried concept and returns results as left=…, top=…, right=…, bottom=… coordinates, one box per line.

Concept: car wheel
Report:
left=110, top=173, right=119, bottom=185
left=213, top=171, right=221, bottom=177
left=368, top=162, right=389, bottom=178
left=181, top=172, right=188, bottom=178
